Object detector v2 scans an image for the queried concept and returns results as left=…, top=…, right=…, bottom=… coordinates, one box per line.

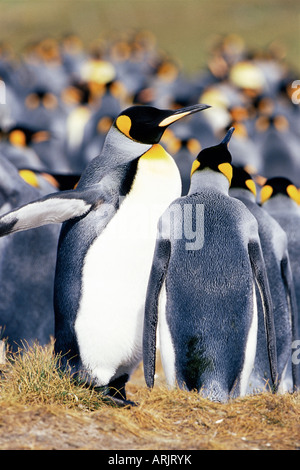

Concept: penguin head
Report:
left=7, top=125, right=50, bottom=148
left=190, top=127, right=235, bottom=184
left=261, top=177, right=300, bottom=205
left=230, top=165, right=257, bottom=197
left=114, top=104, right=210, bottom=145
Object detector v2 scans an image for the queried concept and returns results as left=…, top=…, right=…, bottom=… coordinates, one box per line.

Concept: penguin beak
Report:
left=158, top=104, right=211, bottom=127
left=221, top=127, right=235, bottom=145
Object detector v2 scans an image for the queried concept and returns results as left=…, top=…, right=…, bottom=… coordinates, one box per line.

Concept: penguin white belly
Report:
left=158, top=280, right=176, bottom=387
left=75, top=147, right=181, bottom=386
left=239, top=282, right=258, bottom=396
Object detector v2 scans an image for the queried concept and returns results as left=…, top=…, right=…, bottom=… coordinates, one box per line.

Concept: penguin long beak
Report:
left=221, top=127, right=235, bottom=145
left=158, top=104, right=211, bottom=127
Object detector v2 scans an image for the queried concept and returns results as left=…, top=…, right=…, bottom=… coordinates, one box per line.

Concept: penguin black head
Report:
left=261, top=176, right=300, bottom=205
left=191, top=127, right=235, bottom=184
left=8, top=125, right=50, bottom=147
left=114, top=104, right=210, bottom=145
left=230, top=165, right=257, bottom=197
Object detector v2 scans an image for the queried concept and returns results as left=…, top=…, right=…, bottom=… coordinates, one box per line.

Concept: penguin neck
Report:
left=262, top=194, right=300, bottom=212
left=102, top=126, right=152, bottom=169
left=188, top=169, right=230, bottom=195
left=77, top=127, right=152, bottom=189
left=229, top=188, right=256, bottom=203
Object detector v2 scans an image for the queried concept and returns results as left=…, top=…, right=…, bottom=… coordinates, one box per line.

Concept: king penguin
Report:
left=229, top=167, right=298, bottom=392
left=0, top=103, right=209, bottom=404
left=143, top=128, right=278, bottom=402
left=0, top=155, right=60, bottom=351
left=260, top=177, right=300, bottom=388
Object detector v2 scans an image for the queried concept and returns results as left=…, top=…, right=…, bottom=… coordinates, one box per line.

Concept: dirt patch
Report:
left=0, top=359, right=299, bottom=450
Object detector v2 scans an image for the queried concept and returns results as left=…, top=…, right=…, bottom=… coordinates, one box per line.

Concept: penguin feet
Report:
left=94, top=374, right=138, bottom=408
left=102, top=395, right=138, bottom=408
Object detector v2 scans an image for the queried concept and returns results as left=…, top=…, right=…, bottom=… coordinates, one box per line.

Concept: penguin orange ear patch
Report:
left=218, top=162, right=233, bottom=184
left=245, top=179, right=256, bottom=196
left=190, top=160, right=200, bottom=176
left=9, top=130, right=26, bottom=147
left=116, top=115, right=132, bottom=139
left=19, top=170, right=39, bottom=188
left=287, top=184, right=300, bottom=204
left=261, top=185, right=273, bottom=204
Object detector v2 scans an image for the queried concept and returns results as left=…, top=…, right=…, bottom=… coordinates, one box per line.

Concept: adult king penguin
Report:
left=230, top=167, right=298, bottom=392
left=143, top=128, right=278, bottom=402
left=0, top=103, right=209, bottom=405
left=260, top=177, right=300, bottom=389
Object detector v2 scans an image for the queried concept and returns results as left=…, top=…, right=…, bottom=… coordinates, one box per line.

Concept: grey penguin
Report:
left=143, top=128, right=278, bottom=402
left=229, top=166, right=298, bottom=392
left=260, top=177, right=300, bottom=387
left=0, top=155, right=60, bottom=351
left=0, top=103, right=210, bottom=404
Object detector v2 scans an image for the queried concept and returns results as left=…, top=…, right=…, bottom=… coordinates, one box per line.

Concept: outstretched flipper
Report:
left=248, top=239, right=278, bottom=391
left=0, top=189, right=96, bottom=237
left=281, top=252, right=300, bottom=390
left=143, top=236, right=171, bottom=388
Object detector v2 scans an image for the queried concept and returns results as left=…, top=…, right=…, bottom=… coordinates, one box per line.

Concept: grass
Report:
left=0, top=0, right=299, bottom=74
left=0, top=341, right=299, bottom=450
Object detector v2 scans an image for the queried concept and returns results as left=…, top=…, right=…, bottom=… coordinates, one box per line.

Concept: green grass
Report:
left=0, top=0, right=299, bottom=74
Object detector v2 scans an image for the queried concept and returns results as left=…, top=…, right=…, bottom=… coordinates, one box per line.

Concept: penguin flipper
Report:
left=0, top=190, right=94, bottom=237
left=248, top=239, right=278, bottom=391
left=143, top=237, right=171, bottom=388
left=281, top=252, right=300, bottom=390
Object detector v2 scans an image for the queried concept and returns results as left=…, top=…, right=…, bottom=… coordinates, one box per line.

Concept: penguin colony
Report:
left=0, top=32, right=299, bottom=403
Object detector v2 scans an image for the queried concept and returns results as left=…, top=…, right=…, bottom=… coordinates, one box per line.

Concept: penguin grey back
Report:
left=144, top=130, right=277, bottom=402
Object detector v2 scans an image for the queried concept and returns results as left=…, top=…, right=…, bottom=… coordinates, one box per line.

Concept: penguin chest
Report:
left=75, top=148, right=181, bottom=383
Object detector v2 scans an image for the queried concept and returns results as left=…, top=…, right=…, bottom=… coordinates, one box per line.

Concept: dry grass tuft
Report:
left=0, top=342, right=299, bottom=450
left=0, top=340, right=106, bottom=411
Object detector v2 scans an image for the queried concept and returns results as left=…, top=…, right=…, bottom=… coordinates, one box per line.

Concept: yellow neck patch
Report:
left=218, top=162, right=233, bottom=184
left=116, top=115, right=132, bottom=139
left=140, top=143, right=168, bottom=161
left=245, top=179, right=256, bottom=196
left=260, top=185, right=273, bottom=204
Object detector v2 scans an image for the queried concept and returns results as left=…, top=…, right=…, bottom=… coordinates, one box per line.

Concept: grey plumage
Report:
left=143, top=131, right=278, bottom=402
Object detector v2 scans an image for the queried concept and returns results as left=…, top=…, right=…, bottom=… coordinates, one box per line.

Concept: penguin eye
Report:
left=261, top=185, right=273, bottom=204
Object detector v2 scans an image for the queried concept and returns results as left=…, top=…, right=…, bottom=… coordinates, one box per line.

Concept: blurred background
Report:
left=0, top=0, right=299, bottom=74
